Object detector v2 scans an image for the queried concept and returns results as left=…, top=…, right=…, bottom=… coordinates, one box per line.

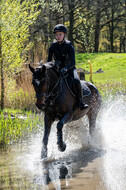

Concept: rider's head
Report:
left=53, top=24, right=67, bottom=43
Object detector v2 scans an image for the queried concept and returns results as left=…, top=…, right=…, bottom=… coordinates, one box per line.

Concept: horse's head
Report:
left=29, top=64, right=47, bottom=110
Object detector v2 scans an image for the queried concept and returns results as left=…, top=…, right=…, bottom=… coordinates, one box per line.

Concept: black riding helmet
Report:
left=53, top=24, right=67, bottom=34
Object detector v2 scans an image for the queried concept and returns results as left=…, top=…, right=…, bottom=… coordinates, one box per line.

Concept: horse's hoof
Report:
left=58, top=142, right=66, bottom=152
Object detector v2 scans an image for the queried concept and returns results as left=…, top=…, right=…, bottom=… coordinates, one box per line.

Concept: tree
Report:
left=0, top=0, right=42, bottom=109
left=104, top=0, right=123, bottom=52
left=94, top=0, right=101, bottom=52
left=120, top=0, right=126, bottom=52
left=0, top=25, right=4, bottom=110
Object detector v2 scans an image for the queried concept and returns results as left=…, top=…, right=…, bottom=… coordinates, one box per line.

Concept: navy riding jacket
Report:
left=47, top=40, right=76, bottom=71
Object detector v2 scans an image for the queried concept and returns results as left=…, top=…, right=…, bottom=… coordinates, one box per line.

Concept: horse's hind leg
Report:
left=88, top=114, right=96, bottom=136
left=57, top=112, right=72, bottom=152
left=88, top=111, right=97, bottom=136
left=41, top=115, right=54, bottom=158
left=87, top=90, right=101, bottom=136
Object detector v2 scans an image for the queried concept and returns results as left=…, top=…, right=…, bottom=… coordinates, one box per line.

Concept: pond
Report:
left=0, top=96, right=126, bottom=190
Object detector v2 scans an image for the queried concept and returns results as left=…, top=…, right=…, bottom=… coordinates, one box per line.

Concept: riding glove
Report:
left=60, top=67, right=68, bottom=74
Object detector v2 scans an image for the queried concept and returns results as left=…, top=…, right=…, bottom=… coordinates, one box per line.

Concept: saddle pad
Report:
left=81, top=81, right=91, bottom=97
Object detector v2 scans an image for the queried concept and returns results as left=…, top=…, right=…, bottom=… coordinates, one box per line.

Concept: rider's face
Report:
left=55, top=32, right=65, bottom=43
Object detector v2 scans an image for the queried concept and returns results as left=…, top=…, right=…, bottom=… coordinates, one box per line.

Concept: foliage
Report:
left=73, top=7, right=94, bottom=52
left=0, top=109, right=43, bottom=147
left=1, top=0, right=43, bottom=72
left=26, top=0, right=126, bottom=57
left=4, top=78, right=35, bottom=109
left=49, top=0, right=63, bottom=13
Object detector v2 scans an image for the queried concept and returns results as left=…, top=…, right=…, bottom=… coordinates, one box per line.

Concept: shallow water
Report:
left=0, top=96, right=126, bottom=190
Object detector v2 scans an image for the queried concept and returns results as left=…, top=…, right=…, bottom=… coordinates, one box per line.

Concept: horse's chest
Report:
left=53, top=106, right=66, bottom=120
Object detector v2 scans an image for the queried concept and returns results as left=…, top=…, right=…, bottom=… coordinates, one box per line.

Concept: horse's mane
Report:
left=43, top=62, right=60, bottom=80
left=46, top=68, right=58, bottom=79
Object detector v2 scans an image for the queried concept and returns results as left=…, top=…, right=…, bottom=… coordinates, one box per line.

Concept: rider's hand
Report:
left=61, top=67, right=67, bottom=74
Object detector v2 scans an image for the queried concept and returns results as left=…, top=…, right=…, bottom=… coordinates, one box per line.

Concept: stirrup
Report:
left=79, top=101, right=88, bottom=110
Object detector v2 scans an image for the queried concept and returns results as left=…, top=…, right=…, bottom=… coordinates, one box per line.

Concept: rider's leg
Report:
left=73, top=69, right=89, bottom=110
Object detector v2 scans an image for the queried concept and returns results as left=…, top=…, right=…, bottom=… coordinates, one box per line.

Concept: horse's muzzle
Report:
left=36, top=103, right=45, bottom=110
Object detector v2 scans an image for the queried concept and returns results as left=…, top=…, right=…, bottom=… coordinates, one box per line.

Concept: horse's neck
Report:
left=47, top=69, right=59, bottom=90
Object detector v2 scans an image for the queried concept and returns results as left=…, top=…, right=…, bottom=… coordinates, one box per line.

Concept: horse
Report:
left=29, top=63, right=102, bottom=158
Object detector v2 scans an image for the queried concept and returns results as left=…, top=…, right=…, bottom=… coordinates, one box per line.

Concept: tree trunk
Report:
left=124, top=0, right=126, bottom=52
left=0, top=24, right=4, bottom=110
left=110, top=0, right=114, bottom=52
left=68, top=0, right=74, bottom=45
left=94, top=0, right=101, bottom=53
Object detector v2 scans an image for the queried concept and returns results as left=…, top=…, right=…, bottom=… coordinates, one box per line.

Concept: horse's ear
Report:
left=29, top=64, right=34, bottom=73
left=42, top=65, right=46, bottom=73
left=43, top=62, right=54, bottom=69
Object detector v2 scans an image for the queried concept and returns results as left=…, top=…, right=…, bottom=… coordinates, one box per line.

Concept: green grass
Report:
left=0, top=109, right=43, bottom=147
left=76, top=53, right=126, bottom=97
left=76, top=53, right=126, bottom=72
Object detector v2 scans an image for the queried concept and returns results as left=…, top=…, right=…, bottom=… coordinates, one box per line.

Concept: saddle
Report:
left=63, top=73, right=91, bottom=98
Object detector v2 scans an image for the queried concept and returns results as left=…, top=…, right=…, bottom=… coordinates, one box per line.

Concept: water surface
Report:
left=0, top=96, right=126, bottom=190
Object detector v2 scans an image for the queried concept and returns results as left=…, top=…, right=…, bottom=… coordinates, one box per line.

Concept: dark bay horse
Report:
left=29, top=63, right=102, bottom=158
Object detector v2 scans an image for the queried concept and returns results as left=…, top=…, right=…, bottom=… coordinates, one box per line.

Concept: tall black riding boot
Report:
left=76, top=82, right=89, bottom=110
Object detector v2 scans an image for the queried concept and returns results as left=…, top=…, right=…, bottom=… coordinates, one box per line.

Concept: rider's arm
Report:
left=65, top=44, right=75, bottom=71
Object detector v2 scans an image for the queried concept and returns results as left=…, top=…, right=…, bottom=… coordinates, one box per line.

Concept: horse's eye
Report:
left=32, top=78, right=40, bottom=86
left=35, top=79, right=40, bottom=86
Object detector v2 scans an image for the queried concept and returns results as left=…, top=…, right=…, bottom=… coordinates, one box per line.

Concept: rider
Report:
left=47, top=24, right=88, bottom=110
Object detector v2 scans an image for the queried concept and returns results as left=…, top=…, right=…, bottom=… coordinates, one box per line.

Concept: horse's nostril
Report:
left=41, top=104, right=46, bottom=110
left=36, top=103, right=41, bottom=109
left=36, top=103, right=45, bottom=110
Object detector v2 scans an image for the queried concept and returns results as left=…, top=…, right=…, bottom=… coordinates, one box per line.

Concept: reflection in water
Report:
left=0, top=131, right=104, bottom=190
left=0, top=96, right=126, bottom=190
left=32, top=149, right=104, bottom=189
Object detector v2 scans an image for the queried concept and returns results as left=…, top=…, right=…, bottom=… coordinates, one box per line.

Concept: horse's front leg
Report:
left=41, top=115, right=54, bottom=158
left=57, top=113, right=71, bottom=152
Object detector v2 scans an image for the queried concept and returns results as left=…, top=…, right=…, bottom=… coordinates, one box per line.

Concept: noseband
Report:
left=34, top=76, right=62, bottom=103
left=38, top=80, right=62, bottom=109
left=36, top=93, right=46, bottom=99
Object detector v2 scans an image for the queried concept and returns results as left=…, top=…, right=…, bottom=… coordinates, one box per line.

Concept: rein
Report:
left=35, top=71, right=73, bottom=106
left=45, top=76, right=62, bottom=105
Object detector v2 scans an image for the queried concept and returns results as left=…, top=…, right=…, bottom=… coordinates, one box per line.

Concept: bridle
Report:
left=45, top=77, right=62, bottom=104
left=34, top=75, right=62, bottom=105
left=33, top=77, right=47, bottom=99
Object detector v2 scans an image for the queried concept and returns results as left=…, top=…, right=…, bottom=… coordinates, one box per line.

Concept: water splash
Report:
left=101, top=96, right=126, bottom=150
left=47, top=116, right=90, bottom=159
left=14, top=95, right=126, bottom=190
left=100, top=95, right=126, bottom=190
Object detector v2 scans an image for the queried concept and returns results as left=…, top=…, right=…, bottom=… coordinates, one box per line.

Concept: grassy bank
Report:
left=76, top=53, right=126, bottom=97
left=0, top=109, right=43, bottom=147
left=76, top=53, right=126, bottom=72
